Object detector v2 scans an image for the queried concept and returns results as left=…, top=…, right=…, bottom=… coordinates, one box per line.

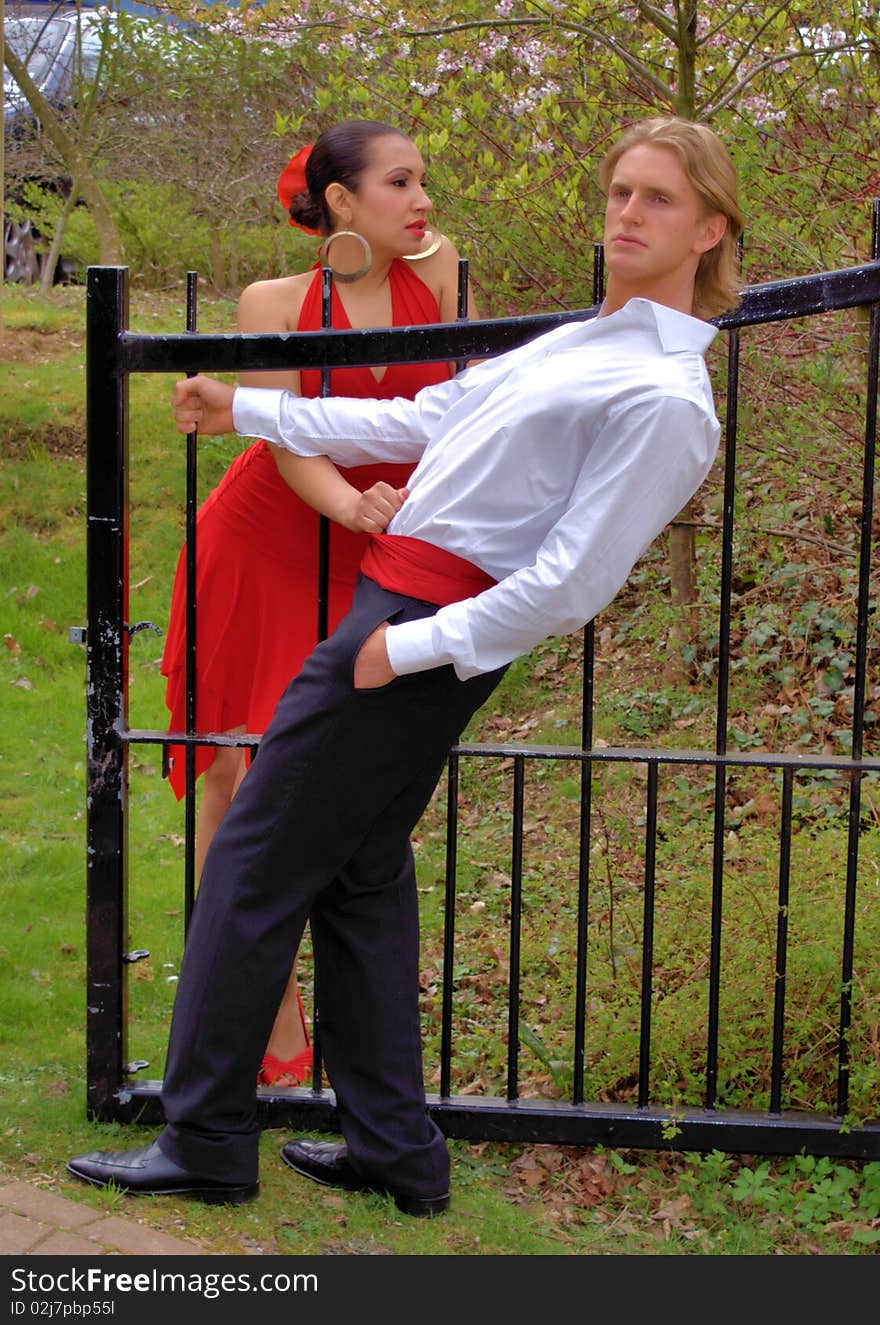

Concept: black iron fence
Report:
left=83, top=218, right=880, bottom=1159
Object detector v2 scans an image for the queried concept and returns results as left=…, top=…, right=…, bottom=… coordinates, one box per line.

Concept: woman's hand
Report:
left=342, top=482, right=409, bottom=533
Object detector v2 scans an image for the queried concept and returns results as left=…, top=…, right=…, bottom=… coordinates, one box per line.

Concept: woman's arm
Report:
left=237, top=274, right=392, bottom=529
left=272, top=460, right=408, bottom=532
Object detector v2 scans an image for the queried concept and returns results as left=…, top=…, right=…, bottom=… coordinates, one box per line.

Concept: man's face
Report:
left=603, top=143, right=724, bottom=300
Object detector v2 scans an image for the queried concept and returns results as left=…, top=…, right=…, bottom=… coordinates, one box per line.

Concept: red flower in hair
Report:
left=277, top=144, right=320, bottom=234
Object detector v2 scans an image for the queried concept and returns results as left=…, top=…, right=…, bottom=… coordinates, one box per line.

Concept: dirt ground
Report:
left=0, top=323, right=86, bottom=460
left=0, top=324, right=83, bottom=363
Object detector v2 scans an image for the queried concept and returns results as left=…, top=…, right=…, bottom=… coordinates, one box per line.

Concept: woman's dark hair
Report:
left=289, top=120, right=410, bottom=235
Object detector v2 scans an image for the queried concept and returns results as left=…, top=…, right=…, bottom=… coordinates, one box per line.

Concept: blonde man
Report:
left=69, top=117, right=743, bottom=1214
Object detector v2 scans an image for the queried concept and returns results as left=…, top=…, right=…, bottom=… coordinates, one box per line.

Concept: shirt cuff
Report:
left=232, top=387, right=286, bottom=440
left=385, top=618, right=441, bottom=676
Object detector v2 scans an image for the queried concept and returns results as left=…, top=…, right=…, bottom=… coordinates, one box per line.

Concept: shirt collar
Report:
left=597, top=297, right=718, bottom=354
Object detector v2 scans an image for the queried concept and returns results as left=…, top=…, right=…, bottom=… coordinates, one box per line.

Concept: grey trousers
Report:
left=156, top=575, right=506, bottom=1196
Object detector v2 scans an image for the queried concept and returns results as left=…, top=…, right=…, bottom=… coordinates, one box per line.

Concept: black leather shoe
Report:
left=66, top=1140, right=258, bottom=1206
left=280, top=1138, right=449, bottom=1217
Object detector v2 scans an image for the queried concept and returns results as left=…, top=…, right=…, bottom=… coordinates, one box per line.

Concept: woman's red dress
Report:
left=161, top=260, right=451, bottom=798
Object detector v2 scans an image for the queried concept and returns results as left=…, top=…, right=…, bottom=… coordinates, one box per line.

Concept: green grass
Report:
left=1, top=281, right=879, bottom=1256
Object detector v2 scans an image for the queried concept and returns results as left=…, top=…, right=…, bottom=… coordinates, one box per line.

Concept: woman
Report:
left=161, top=119, right=479, bottom=1088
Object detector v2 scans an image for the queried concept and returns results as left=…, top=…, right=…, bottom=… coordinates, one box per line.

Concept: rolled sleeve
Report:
left=384, top=617, right=441, bottom=676
left=233, top=387, right=287, bottom=445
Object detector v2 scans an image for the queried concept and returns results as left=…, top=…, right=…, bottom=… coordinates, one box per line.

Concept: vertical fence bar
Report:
left=183, top=271, right=199, bottom=932
left=316, top=267, right=333, bottom=646
left=440, top=261, right=471, bottom=1091
left=770, top=766, right=793, bottom=1114
left=572, top=631, right=594, bottom=1106
left=440, top=751, right=460, bottom=1097
left=637, top=763, right=658, bottom=1108
left=84, top=266, right=130, bottom=1117
left=592, top=241, right=605, bottom=309
left=705, top=325, right=741, bottom=1109
left=506, top=755, right=525, bottom=1100
left=455, top=258, right=469, bottom=374
left=572, top=243, right=604, bottom=1104
left=836, top=202, right=880, bottom=1116
left=309, top=267, right=334, bottom=1090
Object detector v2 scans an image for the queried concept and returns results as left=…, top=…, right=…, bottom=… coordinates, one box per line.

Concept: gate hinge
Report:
left=126, top=621, right=164, bottom=639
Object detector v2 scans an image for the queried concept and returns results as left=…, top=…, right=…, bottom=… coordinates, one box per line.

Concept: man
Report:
left=68, top=116, right=743, bottom=1214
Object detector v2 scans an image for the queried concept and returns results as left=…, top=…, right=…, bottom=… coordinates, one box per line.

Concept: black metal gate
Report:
left=83, top=216, right=880, bottom=1159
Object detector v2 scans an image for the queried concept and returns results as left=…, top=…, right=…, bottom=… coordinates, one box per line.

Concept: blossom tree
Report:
left=160, top=0, right=877, bottom=636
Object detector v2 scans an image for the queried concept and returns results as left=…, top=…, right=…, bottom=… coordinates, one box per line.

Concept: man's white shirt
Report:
left=232, top=297, right=720, bottom=680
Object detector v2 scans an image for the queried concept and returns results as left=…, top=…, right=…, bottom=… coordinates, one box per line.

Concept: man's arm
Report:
left=171, top=374, right=434, bottom=468
left=232, top=375, right=467, bottom=468
left=171, top=376, right=407, bottom=531
left=376, top=393, right=720, bottom=683
left=172, top=375, right=236, bottom=435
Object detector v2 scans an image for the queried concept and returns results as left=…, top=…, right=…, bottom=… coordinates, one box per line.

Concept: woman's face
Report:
left=334, top=134, right=433, bottom=258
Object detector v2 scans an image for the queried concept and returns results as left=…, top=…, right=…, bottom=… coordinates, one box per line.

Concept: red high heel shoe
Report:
left=258, top=990, right=313, bottom=1088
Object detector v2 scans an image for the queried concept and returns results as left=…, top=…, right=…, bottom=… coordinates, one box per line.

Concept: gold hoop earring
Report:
left=320, top=230, right=372, bottom=283
left=403, top=230, right=443, bottom=262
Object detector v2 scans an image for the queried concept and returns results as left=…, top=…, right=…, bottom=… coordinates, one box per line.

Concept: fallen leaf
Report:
left=653, top=1194, right=693, bottom=1222
left=511, top=1152, right=541, bottom=1173
left=535, top=1147, right=565, bottom=1171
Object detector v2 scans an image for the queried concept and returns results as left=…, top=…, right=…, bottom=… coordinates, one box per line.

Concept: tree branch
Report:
left=678, top=518, right=855, bottom=558
left=399, top=14, right=675, bottom=106
left=701, top=37, right=873, bottom=118
left=3, top=41, right=122, bottom=263
left=697, top=0, right=791, bottom=52
left=636, top=0, right=678, bottom=43
left=4, top=43, right=89, bottom=183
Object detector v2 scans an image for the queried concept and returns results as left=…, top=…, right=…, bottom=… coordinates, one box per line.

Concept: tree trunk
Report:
left=39, top=185, right=78, bottom=295
left=663, top=0, right=700, bottom=680
left=664, top=499, right=699, bottom=681
left=3, top=43, right=123, bottom=267
left=209, top=225, right=226, bottom=295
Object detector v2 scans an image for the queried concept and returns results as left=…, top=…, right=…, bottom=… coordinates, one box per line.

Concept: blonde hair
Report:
left=599, top=116, right=744, bottom=319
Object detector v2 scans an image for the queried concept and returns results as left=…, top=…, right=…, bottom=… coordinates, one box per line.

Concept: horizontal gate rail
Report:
left=105, top=261, right=880, bottom=377
left=85, top=235, right=880, bottom=1159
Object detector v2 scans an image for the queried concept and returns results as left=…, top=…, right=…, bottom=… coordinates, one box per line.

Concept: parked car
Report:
left=4, top=5, right=113, bottom=281
left=3, top=0, right=184, bottom=282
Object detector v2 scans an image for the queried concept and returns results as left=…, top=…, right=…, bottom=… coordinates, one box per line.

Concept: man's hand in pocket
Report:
left=354, top=624, right=395, bottom=689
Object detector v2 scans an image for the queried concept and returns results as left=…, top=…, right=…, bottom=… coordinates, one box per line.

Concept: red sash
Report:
left=361, top=534, right=496, bottom=607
